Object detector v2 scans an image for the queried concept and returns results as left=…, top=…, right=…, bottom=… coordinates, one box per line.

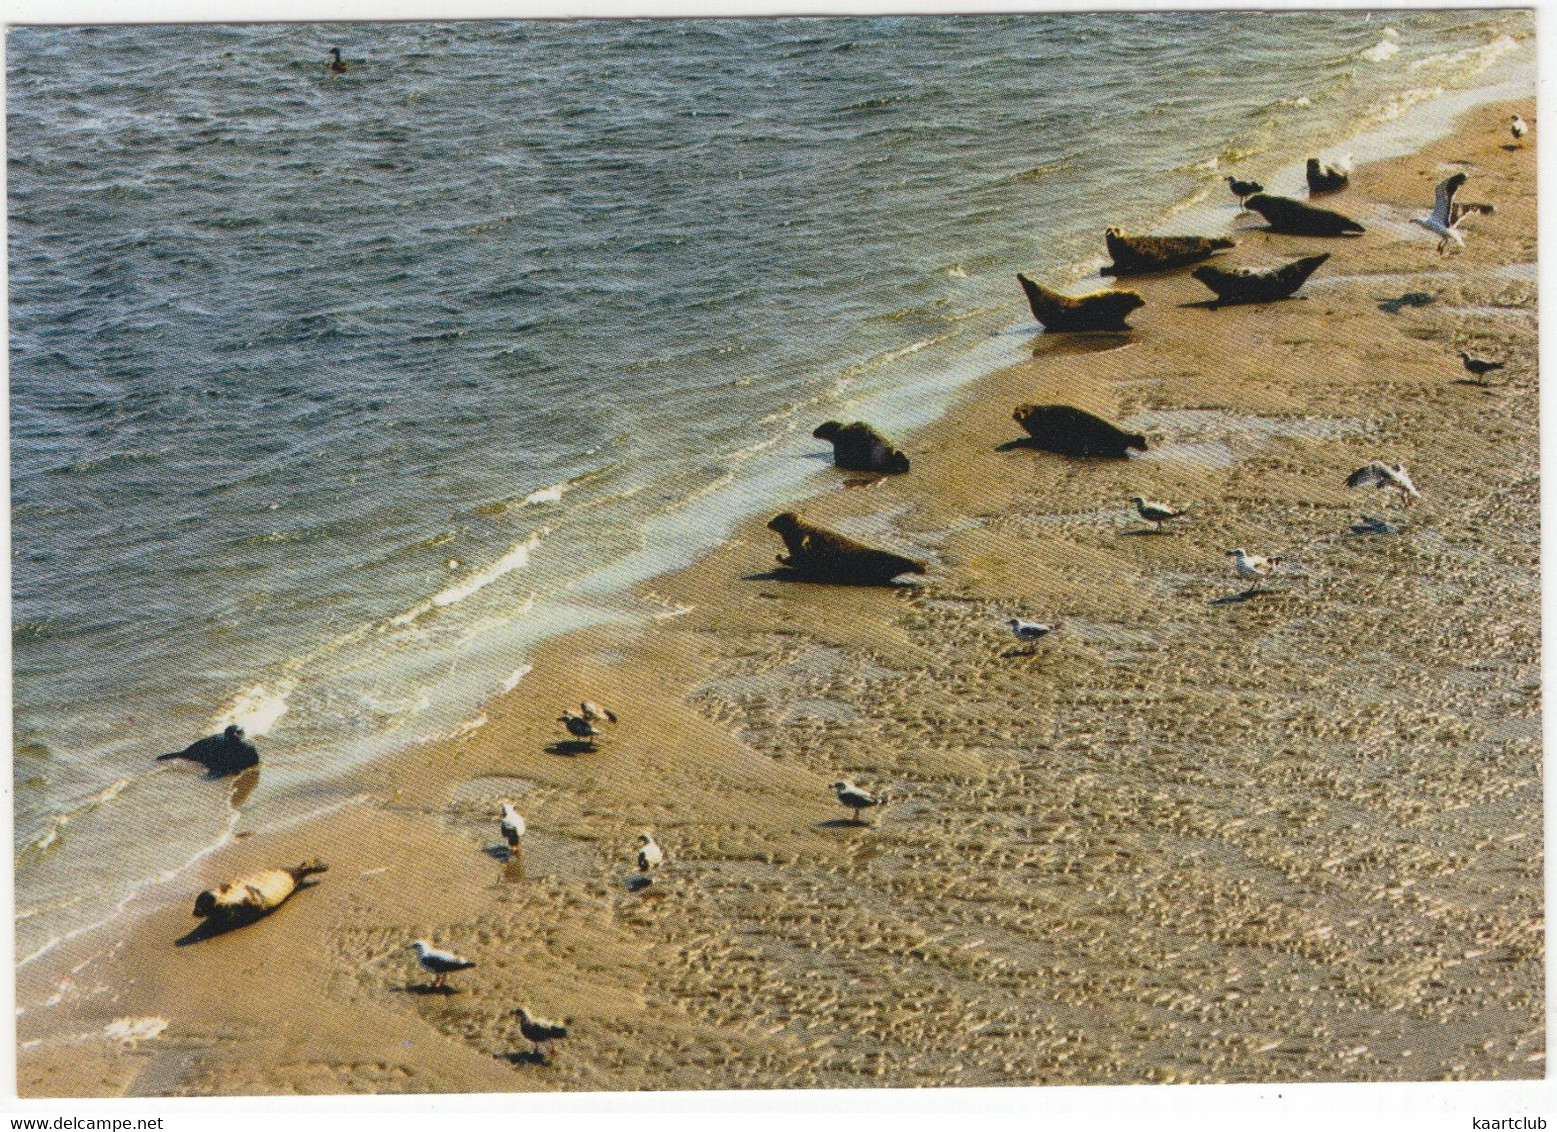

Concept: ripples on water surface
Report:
left=8, top=12, right=1533, bottom=959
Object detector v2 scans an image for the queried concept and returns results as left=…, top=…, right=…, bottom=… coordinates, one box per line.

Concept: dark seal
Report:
left=767, top=512, right=927, bottom=586
left=1191, top=253, right=1331, bottom=307
left=1011, top=404, right=1147, bottom=459
left=1102, top=229, right=1235, bottom=276
left=1244, top=193, right=1364, bottom=237
left=157, top=724, right=260, bottom=777
left=1305, top=158, right=1349, bottom=195
left=1016, top=273, right=1144, bottom=331
left=812, top=421, right=910, bottom=474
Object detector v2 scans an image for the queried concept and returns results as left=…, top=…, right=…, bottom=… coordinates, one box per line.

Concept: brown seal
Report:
left=1015, top=273, right=1144, bottom=331
left=1244, top=193, right=1364, bottom=236
left=767, top=512, right=926, bottom=585
left=192, top=859, right=327, bottom=927
left=1191, top=252, right=1331, bottom=307
left=1011, top=404, right=1147, bottom=458
left=1102, top=229, right=1235, bottom=275
left=812, top=421, right=910, bottom=474
left=1305, top=158, right=1349, bottom=195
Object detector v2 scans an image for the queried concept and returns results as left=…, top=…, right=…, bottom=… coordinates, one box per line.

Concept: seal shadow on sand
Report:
left=1179, top=295, right=1307, bottom=312
left=1208, top=589, right=1289, bottom=606
left=816, top=817, right=877, bottom=830
left=399, top=983, right=460, bottom=997
left=1026, top=331, right=1136, bottom=358
left=994, top=437, right=1137, bottom=458
left=173, top=878, right=321, bottom=946
left=741, top=567, right=923, bottom=589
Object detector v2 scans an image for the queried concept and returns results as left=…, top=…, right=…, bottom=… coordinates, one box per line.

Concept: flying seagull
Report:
left=1511, top=114, right=1528, bottom=145
left=1460, top=351, right=1506, bottom=383
left=514, top=1006, right=569, bottom=1062
left=636, top=833, right=664, bottom=873
left=408, top=940, right=475, bottom=989
left=1411, top=173, right=1470, bottom=255
left=1347, top=461, right=1420, bottom=505
left=1132, top=495, right=1187, bottom=532
left=832, top=779, right=884, bottom=825
left=1225, top=548, right=1281, bottom=593
left=499, top=802, right=526, bottom=853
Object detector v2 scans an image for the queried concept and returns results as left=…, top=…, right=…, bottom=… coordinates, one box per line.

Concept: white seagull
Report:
left=635, top=832, right=664, bottom=872
left=1346, top=460, right=1420, bottom=505
left=1511, top=114, right=1528, bottom=145
left=1006, top=618, right=1056, bottom=649
left=1225, top=548, right=1281, bottom=592
left=1411, top=173, right=1470, bottom=255
left=1131, top=495, right=1187, bottom=532
left=408, top=940, right=475, bottom=989
left=832, top=779, right=884, bottom=825
left=499, top=802, right=526, bottom=853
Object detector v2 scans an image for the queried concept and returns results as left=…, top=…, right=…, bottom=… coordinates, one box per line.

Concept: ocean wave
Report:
left=213, top=680, right=293, bottom=737
left=1410, top=34, right=1519, bottom=74
left=1360, top=30, right=1401, bottom=64
left=386, top=531, right=543, bottom=627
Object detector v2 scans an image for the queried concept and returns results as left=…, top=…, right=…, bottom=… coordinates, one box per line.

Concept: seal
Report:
left=1011, top=404, right=1147, bottom=458
left=1305, top=158, right=1349, bottom=195
left=1016, top=273, right=1144, bottom=331
left=1244, top=193, right=1364, bottom=236
left=328, top=47, right=347, bottom=74
left=767, top=512, right=927, bottom=586
left=157, top=724, right=260, bottom=777
left=1102, top=229, right=1236, bottom=276
left=192, top=859, right=327, bottom=927
left=812, top=421, right=910, bottom=474
left=1191, top=252, right=1331, bottom=306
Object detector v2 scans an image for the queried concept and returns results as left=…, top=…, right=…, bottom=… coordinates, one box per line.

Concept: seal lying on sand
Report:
left=158, top=724, right=260, bottom=777
left=1102, top=229, right=1236, bottom=275
left=1191, top=252, right=1331, bottom=306
left=812, top=421, right=910, bottom=474
left=1016, top=273, right=1144, bottom=331
left=1244, top=193, right=1364, bottom=236
left=767, top=512, right=926, bottom=585
left=192, top=859, right=327, bottom=928
left=1011, top=404, right=1147, bottom=458
left=1306, top=158, right=1350, bottom=195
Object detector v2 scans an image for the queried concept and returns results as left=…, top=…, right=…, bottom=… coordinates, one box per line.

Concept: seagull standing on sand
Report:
left=1006, top=618, right=1056, bottom=654
left=1411, top=173, right=1470, bottom=255
left=514, top=1006, right=569, bottom=1062
left=1226, top=548, right=1281, bottom=593
left=636, top=833, right=664, bottom=873
left=1347, top=461, right=1420, bottom=505
left=832, top=779, right=884, bottom=825
left=1511, top=114, right=1528, bottom=145
left=1225, top=175, right=1264, bottom=212
left=1132, top=495, right=1187, bottom=532
left=1460, top=350, right=1506, bottom=384
left=408, top=940, right=475, bottom=989
left=499, top=802, right=526, bottom=854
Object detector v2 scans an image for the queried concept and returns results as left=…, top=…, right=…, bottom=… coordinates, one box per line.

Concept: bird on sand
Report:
left=636, top=832, right=664, bottom=873
left=1347, top=461, right=1420, bottom=505
left=1131, top=495, right=1187, bottom=532
left=580, top=701, right=617, bottom=724
left=559, top=711, right=602, bottom=743
left=1411, top=173, right=1471, bottom=255
left=1511, top=114, right=1529, bottom=145
left=832, top=779, right=884, bottom=825
left=408, top=940, right=475, bottom=989
left=1006, top=618, right=1056, bottom=653
left=328, top=47, right=347, bottom=74
left=499, top=802, right=526, bottom=853
left=514, top=1006, right=569, bottom=1062
left=1225, top=175, right=1264, bottom=212
left=1460, top=350, right=1506, bottom=384
left=1225, top=548, right=1281, bottom=592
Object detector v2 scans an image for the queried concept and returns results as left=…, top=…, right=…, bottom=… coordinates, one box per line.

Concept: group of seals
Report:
left=1016, top=273, right=1144, bottom=331
left=812, top=420, right=910, bottom=474
left=192, top=859, right=328, bottom=929
left=1102, top=229, right=1235, bottom=276
left=767, top=511, right=926, bottom=586
left=1192, top=252, right=1331, bottom=307
left=1012, top=404, right=1147, bottom=458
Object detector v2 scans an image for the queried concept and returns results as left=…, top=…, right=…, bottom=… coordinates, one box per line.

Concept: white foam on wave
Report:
left=522, top=483, right=565, bottom=506
left=389, top=531, right=543, bottom=628
left=501, top=664, right=533, bottom=693
left=214, top=680, right=293, bottom=737
left=1362, top=36, right=1401, bottom=64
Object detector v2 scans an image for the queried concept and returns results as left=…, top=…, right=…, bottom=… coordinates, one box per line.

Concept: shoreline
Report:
left=17, top=91, right=1541, bottom=1096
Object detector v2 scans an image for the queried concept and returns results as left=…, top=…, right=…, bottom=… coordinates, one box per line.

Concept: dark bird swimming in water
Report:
left=328, top=47, right=347, bottom=73
left=157, top=724, right=259, bottom=777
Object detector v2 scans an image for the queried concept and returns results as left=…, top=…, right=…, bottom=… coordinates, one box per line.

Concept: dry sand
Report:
left=16, top=98, right=1541, bottom=1097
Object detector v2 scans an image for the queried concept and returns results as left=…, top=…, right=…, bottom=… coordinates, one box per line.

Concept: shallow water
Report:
left=8, top=12, right=1534, bottom=961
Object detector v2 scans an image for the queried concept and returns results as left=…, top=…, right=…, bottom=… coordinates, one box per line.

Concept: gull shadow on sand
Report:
left=497, top=1050, right=550, bottom=1067
left=1377, top=292, right=1436, bottom=314
left=1118, top=527, right=1178, bottom=538
left=547, top=740, right=597, bottom=757
left=400, top=983, right=459, bottom=997
left=1209, top=589, right=1284, bottom=606
left=482, top=844, right=519, bottom=863
left=816, top=817, right=873, bottom=830
left=624, top=875, right=655, bottom=893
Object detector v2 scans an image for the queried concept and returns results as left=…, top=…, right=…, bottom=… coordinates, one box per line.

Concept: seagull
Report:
left=1346, top=460, right=1420, bottom=505
left=832, top=779, right=884, bottom=825
left=559, top=711, right=601, bottom=743
left=1411, top=173, right=1469, bottom=255
left=514, top=1006, right=569, bottom=1062
left=408, top=940, right=475, bottom=989
left=580, top=701, right=617, bottom=724
left=1511, top=114, right=1528, bottom=145
left=328, top=47, right=347, bottom=74
left=1460, top=350, right=1506, bottom=383
left=1225, top=175, right=1264, bottom=212
left=636, top=833, right=664, bottom=872
left=1225, top=548, right=1281, bottom=592
left=1335, top=151, right=1356, bottom=174
left=1131, top=495, right=1187, bottom=532
left=499, top=802, right=526, bottom=853
left=1006, top=618, right=1056, bottom=653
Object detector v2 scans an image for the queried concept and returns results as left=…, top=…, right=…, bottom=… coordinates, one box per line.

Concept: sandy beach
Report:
left=16, top=96, right=1540, bottom=1097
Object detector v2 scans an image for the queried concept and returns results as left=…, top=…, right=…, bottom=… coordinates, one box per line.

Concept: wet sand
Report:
left=16, top=98, right=1541, bottom=1096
